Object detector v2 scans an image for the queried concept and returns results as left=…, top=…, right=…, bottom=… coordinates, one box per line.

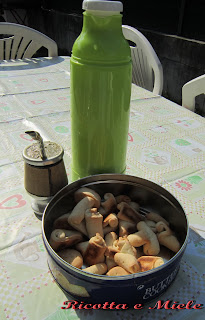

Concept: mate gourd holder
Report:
left=23, top=131, right=68, bottom=215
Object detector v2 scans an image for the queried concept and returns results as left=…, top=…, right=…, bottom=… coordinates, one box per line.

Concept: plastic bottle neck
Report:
left=71, top=8, right=131, bottom=64
left=82, top=11, right=122, bottom=33
left=85, top=9, right=120, bottom=16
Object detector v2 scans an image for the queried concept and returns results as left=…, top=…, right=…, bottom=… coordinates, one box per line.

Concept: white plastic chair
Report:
left=182, top=74, right=205, bottom=112
left=122, top=25, right=163, bottom=95
left=0, top=22, right=58, bottom=60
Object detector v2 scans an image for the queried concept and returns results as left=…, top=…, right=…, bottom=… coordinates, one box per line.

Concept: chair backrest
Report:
left=122, top=25, right=163, bottom=95
left=182, top=74, right=205, bottom=112
left=0, top=22, right=58, bottom=60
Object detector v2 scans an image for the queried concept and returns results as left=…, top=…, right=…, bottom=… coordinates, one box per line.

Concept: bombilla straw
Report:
left=25, top=131, right=47, bottom=160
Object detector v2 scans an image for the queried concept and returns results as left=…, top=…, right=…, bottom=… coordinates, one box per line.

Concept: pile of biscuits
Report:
left=49, top=187, right=181, bottom=276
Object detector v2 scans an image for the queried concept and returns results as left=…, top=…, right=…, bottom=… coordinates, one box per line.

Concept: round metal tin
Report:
left=42, top=174, right=189, bottom=305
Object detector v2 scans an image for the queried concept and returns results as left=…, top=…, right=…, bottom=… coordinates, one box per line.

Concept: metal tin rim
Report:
left=23, top=142, right=64, bottom=167
left=42, top=173, right=189, bottom=281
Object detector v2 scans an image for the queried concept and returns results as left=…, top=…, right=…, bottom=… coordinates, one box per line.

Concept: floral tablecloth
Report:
left=0, top=56, right=204, bottom=320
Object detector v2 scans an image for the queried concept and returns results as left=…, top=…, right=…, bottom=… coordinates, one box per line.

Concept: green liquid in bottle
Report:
left=70, top=11, right=132, bottom=181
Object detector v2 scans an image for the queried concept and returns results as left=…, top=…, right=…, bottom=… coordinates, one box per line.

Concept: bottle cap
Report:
left=82, top=0, right=123, bottom=12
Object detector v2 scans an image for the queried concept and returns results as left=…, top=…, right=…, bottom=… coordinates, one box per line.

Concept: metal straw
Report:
left=25, top=131, right=47, bottom=160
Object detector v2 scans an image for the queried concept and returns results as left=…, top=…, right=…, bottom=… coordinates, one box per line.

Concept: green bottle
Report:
left=70, top=0, right=132, bottom=181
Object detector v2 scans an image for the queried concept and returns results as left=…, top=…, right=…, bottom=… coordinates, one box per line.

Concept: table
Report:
left=0, top=56, right=204, bottom=320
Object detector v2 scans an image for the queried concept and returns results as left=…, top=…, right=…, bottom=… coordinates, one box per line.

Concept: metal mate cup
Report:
left=22, top=132, right=68, bottom=215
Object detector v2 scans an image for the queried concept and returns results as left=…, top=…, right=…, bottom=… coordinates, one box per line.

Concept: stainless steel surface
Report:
left=27, top=191, right=53, bottom=216
left=25, top=131, right=47, bottom=160
left=23, top=141, right=64, bottom=166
